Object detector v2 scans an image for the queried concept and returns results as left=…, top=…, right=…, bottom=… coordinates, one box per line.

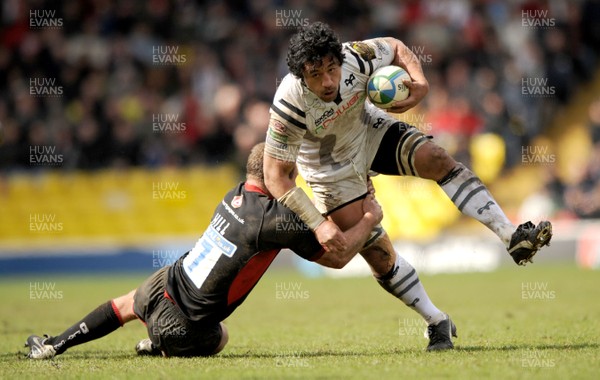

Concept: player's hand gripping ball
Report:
left=367, top=65, right=411, bottom=109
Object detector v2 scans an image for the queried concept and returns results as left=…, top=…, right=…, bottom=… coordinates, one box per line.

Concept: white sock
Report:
left=438, top=164, right=515, bottom=246
left=376, top=254, right=446, bottom=325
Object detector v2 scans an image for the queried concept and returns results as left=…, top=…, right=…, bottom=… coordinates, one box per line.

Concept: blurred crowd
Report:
left=1, top=1, right=599, bottom=201
left=544, top=98, right=600, bottom=219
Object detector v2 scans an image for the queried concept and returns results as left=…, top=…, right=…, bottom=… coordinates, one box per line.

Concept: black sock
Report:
left=47, top=301, right=123, bottom=355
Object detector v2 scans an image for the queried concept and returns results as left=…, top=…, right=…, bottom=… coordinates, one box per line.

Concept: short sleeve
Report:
left=265, top=74, right=308, bottom=162
left=344, top=38, right=395, bottom=77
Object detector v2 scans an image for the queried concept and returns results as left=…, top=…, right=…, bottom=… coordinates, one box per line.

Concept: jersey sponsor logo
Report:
left=351, top=42, right=376, bottom=60
left=266, top=136, right=288, bottom=151
left=314, top=93, right=362, bottom=134
left=221, top=200, right=245, bottom=224
left=205, top=225, right=236, bottom=256
left=268, top=127, right=288, bottom=143
left=270, top=119, right=287, bottom=133
left=477, top=201, right=495, bottom=214
left=314, top=108, right=334, bottom=127
left=344, top=73, right=356, bottom=87
left=372, top=117, right=384, bottom=129
left=373, top=39, right=389, bottom=56
left=231, top=195, right=243, bottom=208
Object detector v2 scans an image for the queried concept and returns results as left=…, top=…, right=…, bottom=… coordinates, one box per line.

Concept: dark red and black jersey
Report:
left=166, top=182, right=324, bottom=325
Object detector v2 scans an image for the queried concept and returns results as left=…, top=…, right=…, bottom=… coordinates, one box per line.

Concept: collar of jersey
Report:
left=244, top=182, right=272, bottom=198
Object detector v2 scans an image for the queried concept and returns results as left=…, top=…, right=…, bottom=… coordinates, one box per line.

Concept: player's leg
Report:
left=142, top=295, right=227, bottom=357
left=328, top=201, right=456, bottom=350
left=132, top=265, right=171, bottom=357
left=213, top=322, right=229, bottom=355
left=132, top=265, right=227, bottom=358
left=371, top=123, right=552, bottom=265
left=26, top=290, right=134, bottom=359
left=360, top=233, right=446, bottom=323
left=371, top=123, right=515, bottom=243
left=416, top=140, right=518, bottom=244
left=361, top=234, right=457, bottom=350
left=136, top=322, right=227, bottom=357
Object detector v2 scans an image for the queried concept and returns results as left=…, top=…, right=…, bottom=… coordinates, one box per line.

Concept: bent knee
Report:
left=414, top=142, right=457, bottom=181
left=212, top=323, right=229, bottom=355
left=360, top=237, right=396, bottom=276
left=112, top=290, right=137, bottom=323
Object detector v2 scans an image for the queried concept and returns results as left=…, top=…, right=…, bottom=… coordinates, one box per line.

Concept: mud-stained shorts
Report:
left=133, top=266, right=223, bottom=357
left=309, top=122, right=428, bottom=215
left=308, top=122, right=428, bottom=248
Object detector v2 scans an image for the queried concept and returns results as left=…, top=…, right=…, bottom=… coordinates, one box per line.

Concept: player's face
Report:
left=302, top=55, right=341, bottom=102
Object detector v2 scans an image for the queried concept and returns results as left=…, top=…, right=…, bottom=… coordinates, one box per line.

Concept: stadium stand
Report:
left=1, top=0, right=599, bottom=254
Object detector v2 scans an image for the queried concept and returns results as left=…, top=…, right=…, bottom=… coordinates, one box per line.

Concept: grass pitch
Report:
left=1, top=264, right=598, bottom=379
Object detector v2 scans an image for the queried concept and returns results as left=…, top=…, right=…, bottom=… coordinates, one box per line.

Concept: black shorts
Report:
left=371, top=122, right=431, bottom=176
left=133, top=266, right=223, bottom=357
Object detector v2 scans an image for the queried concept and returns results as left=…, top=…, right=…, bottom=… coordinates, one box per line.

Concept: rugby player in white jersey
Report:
left=264, top=22, right=553, bottom=351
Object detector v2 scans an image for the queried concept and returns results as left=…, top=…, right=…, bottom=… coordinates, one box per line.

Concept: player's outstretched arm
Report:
left=383, top=37, right=429, bottom=114
left=316, top=194, right=383, bottom=269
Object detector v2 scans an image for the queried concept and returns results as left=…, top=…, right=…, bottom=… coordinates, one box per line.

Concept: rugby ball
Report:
left=367, top=65, right=411, bottom=109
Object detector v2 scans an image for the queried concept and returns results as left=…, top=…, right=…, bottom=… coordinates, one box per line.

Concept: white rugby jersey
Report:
left=267, top=38, right=399, bottom=183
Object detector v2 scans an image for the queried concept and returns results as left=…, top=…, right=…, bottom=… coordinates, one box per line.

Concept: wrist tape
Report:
left=278, top=187, right=326, bottom=231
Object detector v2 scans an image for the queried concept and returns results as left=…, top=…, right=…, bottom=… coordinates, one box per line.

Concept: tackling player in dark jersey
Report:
left=25, top=143, right=382, bottom=359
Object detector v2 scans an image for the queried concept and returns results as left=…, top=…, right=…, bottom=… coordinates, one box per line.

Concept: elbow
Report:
left=316, top=256, right=349, bottom=270
left=263, top=171, right=274, bottom=190
left=263, top=156, right=285, bottom=189
left=263, top=160, right=271, bottom=181
left=329, top=257, right=350, bottom=270
left=263, top=161, right=277, bottom=191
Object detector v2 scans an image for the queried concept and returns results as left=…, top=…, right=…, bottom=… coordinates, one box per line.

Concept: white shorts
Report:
left=306, top=119, right=429, bottom=249
left=310, top=125, right=387, bottom=214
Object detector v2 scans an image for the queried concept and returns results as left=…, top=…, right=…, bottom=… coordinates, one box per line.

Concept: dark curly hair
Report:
left=286, top=22, right=345, bottom=79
